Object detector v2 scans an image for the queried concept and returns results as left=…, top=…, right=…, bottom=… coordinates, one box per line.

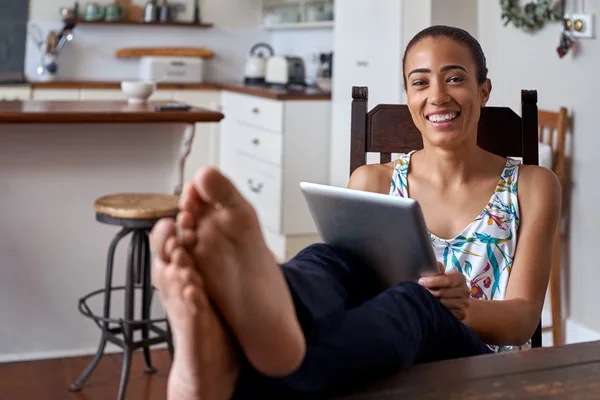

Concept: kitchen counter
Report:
left=0, top=100, right=224, bottom=124
left=29, top=80, right=332, bottom=101
left=0, top=98, right=220, bottom=362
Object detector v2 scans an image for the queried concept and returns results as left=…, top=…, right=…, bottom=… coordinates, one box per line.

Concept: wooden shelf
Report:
left=263, top=21, right=333, bottom=30
left=62, top=18, right=213, bottom=28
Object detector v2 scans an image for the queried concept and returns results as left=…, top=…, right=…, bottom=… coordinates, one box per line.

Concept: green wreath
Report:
left=500, top=0, right=563, bottom=33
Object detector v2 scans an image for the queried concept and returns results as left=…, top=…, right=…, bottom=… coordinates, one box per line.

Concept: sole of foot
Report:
left=151, top=222, right=240, bottom=400
left=176, top=167, right=306, bottom=377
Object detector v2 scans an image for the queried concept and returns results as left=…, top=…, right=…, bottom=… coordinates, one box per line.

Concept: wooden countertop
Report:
left=29, top=81, right=332, bottom=101
left=0, top=100, right=224, bottom=124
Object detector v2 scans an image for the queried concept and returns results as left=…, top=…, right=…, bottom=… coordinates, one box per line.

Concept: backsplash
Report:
left=24, top=21, right=271, bottom=82
left=270, top=29, right=333, bottom=84
left=24, top=20, right=334, bottom=84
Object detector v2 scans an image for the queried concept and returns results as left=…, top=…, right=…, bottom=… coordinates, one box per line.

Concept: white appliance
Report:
left=265, top=56, right=305, bottom=86
left=138, top=56, right=204, bottom=83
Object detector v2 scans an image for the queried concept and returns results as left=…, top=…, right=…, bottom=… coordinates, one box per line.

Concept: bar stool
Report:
left=69, top=193, right=179, bottom=400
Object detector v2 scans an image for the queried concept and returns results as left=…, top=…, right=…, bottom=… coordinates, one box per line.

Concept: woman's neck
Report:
left=413, top=142, right=486, bottom=188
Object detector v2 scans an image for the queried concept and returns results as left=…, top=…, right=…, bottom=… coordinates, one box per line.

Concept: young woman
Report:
left=150, top=25, right=561, bottom=400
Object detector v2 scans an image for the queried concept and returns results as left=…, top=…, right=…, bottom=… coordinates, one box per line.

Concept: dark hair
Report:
left=402, top=25, right=488, bottom=90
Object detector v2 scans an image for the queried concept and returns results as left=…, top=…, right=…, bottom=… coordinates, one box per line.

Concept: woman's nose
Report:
left=429, top=82, right=451, bottom=105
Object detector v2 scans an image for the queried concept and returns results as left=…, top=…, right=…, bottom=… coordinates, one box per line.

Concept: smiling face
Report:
left=404, top=36, right=492, bottom=150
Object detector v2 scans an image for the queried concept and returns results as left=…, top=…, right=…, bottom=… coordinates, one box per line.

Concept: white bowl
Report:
left=121, top=80, right=156, bottom=104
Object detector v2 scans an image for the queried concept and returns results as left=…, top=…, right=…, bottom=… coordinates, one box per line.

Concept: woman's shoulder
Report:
left=517, top=165, right=561, bottom=217
left=348, top=162, right=396, bottom=194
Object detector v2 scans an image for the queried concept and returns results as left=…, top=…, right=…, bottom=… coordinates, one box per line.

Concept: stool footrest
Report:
left=77, top=285, right=169, bottom=328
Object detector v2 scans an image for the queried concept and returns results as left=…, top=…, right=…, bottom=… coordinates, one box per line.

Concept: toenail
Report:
left=214, top=202, right=223, bottom=210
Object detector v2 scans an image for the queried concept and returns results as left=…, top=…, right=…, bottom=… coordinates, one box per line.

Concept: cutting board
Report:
left=115, top=47, right=215, bottom=59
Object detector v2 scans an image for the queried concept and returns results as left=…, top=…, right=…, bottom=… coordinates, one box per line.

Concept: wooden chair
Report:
left=349, top=86, right=542, bottom=348
left=538, top=107, right=569, bottom=346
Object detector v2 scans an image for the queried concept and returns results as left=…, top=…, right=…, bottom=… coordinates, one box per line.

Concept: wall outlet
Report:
left=566, top=13, right=595, bottom=39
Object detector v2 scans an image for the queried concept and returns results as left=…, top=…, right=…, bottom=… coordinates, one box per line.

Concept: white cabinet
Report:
left=0, top=86, right=32, bottom=101
left=219, top=91, right=331, bottom=261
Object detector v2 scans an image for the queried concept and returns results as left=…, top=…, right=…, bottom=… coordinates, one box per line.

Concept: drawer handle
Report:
left=251, top=138, right=260, bottom=146
left=356, top=61, right=369, bottom=67
left=247, top=179, right=263, bottom=194
left=251, top=107, right=260, bottom=115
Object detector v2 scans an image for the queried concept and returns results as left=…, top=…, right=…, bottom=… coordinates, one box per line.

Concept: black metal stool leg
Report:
left=117, top=349, right=133, bottom=400
left=70, top=227, right=131, bottom=392
left=116, top=229, right=138, bottom=400
left=141, top=230, right=157, bottom=373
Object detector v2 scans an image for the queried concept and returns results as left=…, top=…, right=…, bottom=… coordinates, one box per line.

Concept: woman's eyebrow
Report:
left=407, top=65, right=467, bottom=79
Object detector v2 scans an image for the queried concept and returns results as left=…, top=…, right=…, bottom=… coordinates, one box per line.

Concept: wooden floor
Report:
left=0, top=349, right=171, bottom=400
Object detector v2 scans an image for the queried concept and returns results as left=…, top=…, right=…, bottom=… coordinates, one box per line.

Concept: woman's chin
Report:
left=423, top=130, right=467, bottom=149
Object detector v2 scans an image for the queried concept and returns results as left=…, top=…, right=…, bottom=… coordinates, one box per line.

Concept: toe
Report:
left=177, top=210, right=197, bottom=230
left=164, top=236, right=179, bottom=260
left=179, top=181, right=208, bottom=219
left=194, top=167, right=246, bottom=210
left=150, top=218, right=177, bottom=262
left=176, top=211, right=198, bottom=249
left=171, top=246, right=195, bottom=269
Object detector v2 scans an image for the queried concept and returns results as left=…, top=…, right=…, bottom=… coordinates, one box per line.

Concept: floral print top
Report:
left=389, top=151, right=529, bottom=352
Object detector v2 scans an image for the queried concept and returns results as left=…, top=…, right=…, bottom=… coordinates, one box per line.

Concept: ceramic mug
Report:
left=84, top=3, right=105, bottom=21
left=105, top=5, right=126, bottom=21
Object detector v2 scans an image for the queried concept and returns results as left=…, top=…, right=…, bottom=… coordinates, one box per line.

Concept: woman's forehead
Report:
left=405, top=37, right=474, bottom=72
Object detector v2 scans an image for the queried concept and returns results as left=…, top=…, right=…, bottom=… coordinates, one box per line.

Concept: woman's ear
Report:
left=480, top=79, right=492, bottom=107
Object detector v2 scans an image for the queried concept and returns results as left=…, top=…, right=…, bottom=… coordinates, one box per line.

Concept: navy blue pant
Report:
left=233, top=244, right=493, bottom=398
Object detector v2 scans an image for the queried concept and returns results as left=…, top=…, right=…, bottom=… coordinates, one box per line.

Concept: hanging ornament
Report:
left=557, top=28, right=576, bottom=57
left=556, top=0, right=577, bottom=58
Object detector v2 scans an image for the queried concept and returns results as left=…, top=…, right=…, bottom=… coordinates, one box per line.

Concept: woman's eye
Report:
left=448, top=76, right=464, bottom=83
left=412, top=80, right=426, bottom=87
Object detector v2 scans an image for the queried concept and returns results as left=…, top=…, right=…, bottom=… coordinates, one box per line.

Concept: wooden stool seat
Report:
left=94, top=193, right=179, bottom=220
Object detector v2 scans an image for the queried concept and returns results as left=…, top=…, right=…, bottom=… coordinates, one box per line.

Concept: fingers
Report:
left=427, top=285, right=470, bottom=299
left=437, top=262, right=445, bottom=274
left=419, top=271, right=466, bottom=289
left=439, top=298, right=470, bottom=320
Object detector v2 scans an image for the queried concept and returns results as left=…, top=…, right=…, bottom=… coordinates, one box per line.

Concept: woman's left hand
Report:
left=418, top=262, right=471, bottom=321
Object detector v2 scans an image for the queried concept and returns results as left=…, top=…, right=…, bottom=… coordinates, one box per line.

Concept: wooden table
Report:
left=335, top=340, right=600, bottom=399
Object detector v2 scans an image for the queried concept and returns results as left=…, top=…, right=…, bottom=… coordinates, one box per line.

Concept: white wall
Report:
left=25, top=0, right=336, bottom=83
left=26, top=0, right=270, bottom=82
left=477, top=1, right=600, bottom=333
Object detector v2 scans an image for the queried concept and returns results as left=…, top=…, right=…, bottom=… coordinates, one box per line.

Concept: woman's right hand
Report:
left=419, top=262, right=471, bottom=321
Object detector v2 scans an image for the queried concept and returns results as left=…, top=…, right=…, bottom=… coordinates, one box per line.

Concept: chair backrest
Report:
left=538, top=107, right=568, bottom=185
left=349, top=86, right=542, bottom=348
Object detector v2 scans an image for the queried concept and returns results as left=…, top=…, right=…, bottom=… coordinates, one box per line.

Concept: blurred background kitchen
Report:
left=1, top=0, right=334, bottom=85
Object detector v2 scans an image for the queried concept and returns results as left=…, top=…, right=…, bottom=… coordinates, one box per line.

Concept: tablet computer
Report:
left=300, top=182, right=440, bottom=289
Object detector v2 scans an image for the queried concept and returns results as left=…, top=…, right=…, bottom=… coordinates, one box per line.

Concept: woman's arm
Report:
left=463, top=165, right=562, bottom=345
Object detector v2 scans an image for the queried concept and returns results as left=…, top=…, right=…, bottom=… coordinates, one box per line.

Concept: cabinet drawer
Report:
left=229, top=154, right=282, bottom=233
left=233, top=123, right=282, bottom=166
left=223, top=91, right=283, bottom=133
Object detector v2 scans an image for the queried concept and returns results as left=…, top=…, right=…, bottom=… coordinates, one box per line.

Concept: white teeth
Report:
left=428, top=113, right=458, bottom=123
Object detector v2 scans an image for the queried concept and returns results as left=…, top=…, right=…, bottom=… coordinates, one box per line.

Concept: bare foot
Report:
left=151, top=219, right=240, bottom=400
left=176, top=167, right=306, bottom=377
